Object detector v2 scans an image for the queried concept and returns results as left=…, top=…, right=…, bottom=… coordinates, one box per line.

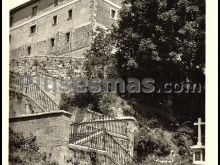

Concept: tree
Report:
left=112, top=0, right=205, bottom=119
left=83, top=0, right=205, bottom=120
left=115, top=0, right=205, bottom=81
left=84, top=27, right=117, bottom=79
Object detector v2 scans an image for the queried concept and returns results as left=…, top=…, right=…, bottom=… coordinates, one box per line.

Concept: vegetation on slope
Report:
left=9, top=129, right=58, bottom=165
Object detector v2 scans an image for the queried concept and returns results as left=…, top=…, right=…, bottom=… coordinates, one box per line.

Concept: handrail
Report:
left=9, top=71, right=60, bottom=112
left=72, top=130, right=139, bottom=165
left=73, top=115, right=128, bottom=136
left=106, top=131, right=139, bottom=165
left=69, top=123, right=101, bottom=143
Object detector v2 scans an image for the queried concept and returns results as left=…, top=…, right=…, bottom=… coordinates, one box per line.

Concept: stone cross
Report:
left=194, top=118, right=205, bottom=146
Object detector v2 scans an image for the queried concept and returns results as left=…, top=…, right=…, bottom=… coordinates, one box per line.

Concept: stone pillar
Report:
left=119, top=117, right=138, bottom=157
left=9, top=111, right=72, bottom=164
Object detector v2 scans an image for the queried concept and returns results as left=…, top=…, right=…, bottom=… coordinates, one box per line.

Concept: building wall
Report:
left=10, top=24, right=92, bottom=59
left=10, top=0, right=94, bottom=59
left=10, top=0, right=122, bottom=59
left=96, top=0, right=122, bottom=28
left=11, top=0, right=77, bottom=26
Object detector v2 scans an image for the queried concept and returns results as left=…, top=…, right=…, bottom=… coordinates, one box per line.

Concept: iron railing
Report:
left=69, top=123, right=101, bottom=143
left=73, top=115, right=128, bottom=136
left=9, top=71, right=60, bottom=112
left=71, top=130, right=139, bottom=165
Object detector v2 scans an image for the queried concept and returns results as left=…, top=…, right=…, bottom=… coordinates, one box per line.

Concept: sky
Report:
left=10, top=0, right=30, bottom=9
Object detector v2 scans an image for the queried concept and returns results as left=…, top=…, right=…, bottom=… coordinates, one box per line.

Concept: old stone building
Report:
left=10, top=0, right=122, bottom=77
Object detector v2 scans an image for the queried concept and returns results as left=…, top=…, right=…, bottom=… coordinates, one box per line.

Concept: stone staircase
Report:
left=9, top=71, right=60, bottom=112
left=9, top=71, right=139, bottom=165
left=69, top=118, right=139, bottom=165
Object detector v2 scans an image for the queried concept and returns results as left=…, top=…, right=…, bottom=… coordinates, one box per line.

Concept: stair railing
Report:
left=70, top=129, right=139, bottom=165
left=73, top=115, right=128, bottom=136
left=9, top=71, right=60, bottom=112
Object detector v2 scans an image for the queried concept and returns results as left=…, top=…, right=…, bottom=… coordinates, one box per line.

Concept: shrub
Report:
left=9, top=128, right=59, bottom=165
left=134, top=127, right=171, bottom=161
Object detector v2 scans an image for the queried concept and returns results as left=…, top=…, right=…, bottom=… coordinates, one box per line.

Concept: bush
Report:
left=171, top=126, right=194, bottom=158
left=60, top=92, right=135, bottom=117
left=134, top=127, right=171, bottom=161
left=60, top=92, right=101, bottom=113
left=9, top=128, right=59, bottom=165
left=98, top=93, right=135, bottom=117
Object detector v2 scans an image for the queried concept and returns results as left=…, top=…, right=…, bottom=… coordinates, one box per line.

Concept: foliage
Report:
left=171, top=125, right=194, bottom=157
left=9, top=128, right=59, bottom=165
left=115, top=0, right=205, bottom=81
left=84, top=27, right=117, bottom=79
left=60, top=92, right=101, bottom=113
left=134, top=123, right=172, bottom=161
left=113, top=0, right=205, bottom=120
left=134, top=116, right=195, bottom=164
left=60, top=92, right=135, bottom=117
left=98, top=92, right=135, bottom=117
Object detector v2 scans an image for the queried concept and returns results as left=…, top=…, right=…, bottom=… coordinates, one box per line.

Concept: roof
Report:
left=10, top=0, right=39, bottom=14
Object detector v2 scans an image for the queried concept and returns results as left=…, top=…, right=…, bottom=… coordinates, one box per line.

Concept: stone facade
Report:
left=10, top=0, right=122, bottom=77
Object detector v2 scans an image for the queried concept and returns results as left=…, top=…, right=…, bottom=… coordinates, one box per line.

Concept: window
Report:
left=50, top=38, right=55, bottom=47
left=52, top=16, right=57, bottom=26
left=30, top=25, right=36, bottom=34
left=110, top=8, right=117, bottom=19
left=66, top=32, right=70, bottom=43
left=202, top=150, right=205, bottom=161
left=54, top=0, right=58, bottom=6
left=10, top=16, right=13, bottom=27
left=195, top=152, right=201, bottom=161
left=27, top=46, right=31, bottom=55
left=32, top=5, right=38, bottom=16
left=68, top=9, right=72, bottom=19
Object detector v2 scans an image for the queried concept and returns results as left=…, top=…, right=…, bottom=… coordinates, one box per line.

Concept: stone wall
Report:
left=9, top=90, right=43, bottom=117
left=10, top=24, right=93, bottom=59
left=11, top=0, right=81, bottom=25
left=9, top=111, right=72, bottom=164
left=68, top=145, right=116, bottom=165
left=96, top=0, right=122, bottom=28
left=9, top=0, right=123, bottom=78
left=10, top=0, right=93, bottom=50
left=123, top=117, right=137, bottom=157
left=9, top=111, right=118, bottom=165
left=10, top=56, right=85, bottom=78
left=10, top=0, right=123, bottom=60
